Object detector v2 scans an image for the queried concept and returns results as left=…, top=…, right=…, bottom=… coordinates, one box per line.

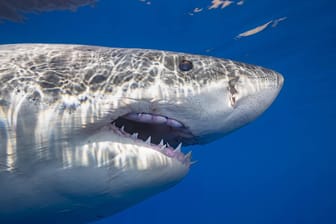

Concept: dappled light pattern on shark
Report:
left=0, top=44, right=283, bottom=223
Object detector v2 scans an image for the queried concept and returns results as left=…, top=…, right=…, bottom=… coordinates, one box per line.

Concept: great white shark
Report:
left=0, top=44, right=284, bottom=223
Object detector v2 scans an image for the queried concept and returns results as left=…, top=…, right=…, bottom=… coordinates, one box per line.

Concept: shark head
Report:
left=106, top=49, right=284, bottom=146
left=0, top=44, right=283, bottom=222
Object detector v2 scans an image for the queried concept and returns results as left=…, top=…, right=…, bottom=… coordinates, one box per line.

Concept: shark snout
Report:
left=255, top=68, right=284, bottom=101
left=234, top=67, right=284, bottom=122
left=276, top=71, right=284, bottom=90
left=260, top=68, right=284, bottom=91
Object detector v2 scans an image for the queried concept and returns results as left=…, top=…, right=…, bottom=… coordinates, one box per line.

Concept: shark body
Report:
left=0, top=44, right=283, bottom=223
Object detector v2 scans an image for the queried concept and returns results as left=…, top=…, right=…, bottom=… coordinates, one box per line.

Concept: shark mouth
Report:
left=112, top=112, right=195, bottom=166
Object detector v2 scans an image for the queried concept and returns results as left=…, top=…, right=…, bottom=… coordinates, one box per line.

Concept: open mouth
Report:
left=112, top=112, right=195, bottom=166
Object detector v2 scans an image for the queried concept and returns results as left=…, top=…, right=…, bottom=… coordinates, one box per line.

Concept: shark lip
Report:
left=111, top=112, right=195, bottom=165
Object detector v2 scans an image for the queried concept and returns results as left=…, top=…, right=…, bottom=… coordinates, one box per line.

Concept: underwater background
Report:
left=0, top=0, right=335, bottom=223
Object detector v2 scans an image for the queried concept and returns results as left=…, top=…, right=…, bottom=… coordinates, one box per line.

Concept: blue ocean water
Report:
left=0, top=0, right=335, bottom=223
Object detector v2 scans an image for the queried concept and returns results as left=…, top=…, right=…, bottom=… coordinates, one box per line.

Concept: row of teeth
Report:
left=118, top=125, right=193, bottom=165
left=124, top=113, right=184, bottom=128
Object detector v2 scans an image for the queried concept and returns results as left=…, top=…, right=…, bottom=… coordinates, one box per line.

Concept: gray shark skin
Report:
left=0, top=44, right=283, bottom=223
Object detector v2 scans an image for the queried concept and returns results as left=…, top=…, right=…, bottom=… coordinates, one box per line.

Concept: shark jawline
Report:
left=111, top=112, right=194, bottom=165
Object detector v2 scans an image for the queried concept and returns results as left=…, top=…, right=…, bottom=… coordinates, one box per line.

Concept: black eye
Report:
left=179, top=59, right=193, bottom=72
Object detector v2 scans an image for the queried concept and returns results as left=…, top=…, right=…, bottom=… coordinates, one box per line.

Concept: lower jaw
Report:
left=109, top=123, right=193, bottom=167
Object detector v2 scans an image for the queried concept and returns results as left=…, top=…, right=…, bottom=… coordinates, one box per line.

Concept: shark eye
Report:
left=179, top=59, right=193, bottom=72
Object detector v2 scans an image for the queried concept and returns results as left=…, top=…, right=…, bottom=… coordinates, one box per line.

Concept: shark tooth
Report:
left=131, top=133, right=138, bottom=139
left=160, top=144, right=166, bottom=151
left=121, top=126, right=125, bottom=132
left=184, top=151, right=192, bottom=160
left=174, top=143, right=182, bottom=153
left=146, top=136, right=151, bottom=144
left=159, top=139, right=164, bottom=146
